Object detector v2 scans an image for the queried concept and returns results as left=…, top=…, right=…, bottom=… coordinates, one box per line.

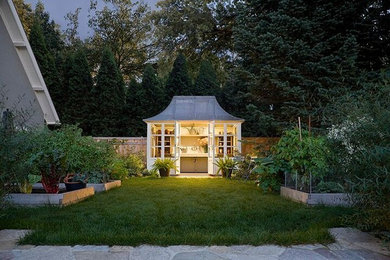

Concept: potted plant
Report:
left=152, top=158, right=178, bottom=177
left=214, top=157, right=237, bottom=178
left=63, top=173, right=89, bottom=191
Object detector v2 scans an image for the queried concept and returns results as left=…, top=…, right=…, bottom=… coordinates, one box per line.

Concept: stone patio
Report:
left=0, top=228, right=389, bottom=259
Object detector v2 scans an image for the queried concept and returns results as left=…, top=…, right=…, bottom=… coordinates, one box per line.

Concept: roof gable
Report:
left=144, top=96, right=244, bottom=122
left=0, top=0, right=59, bottom=125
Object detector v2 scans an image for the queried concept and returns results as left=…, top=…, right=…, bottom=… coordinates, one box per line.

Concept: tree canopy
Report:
left=90, top=48, right=125, bottom=136
left=13, top=0, right=390, bottom=137
left=165, top=53, right=193, bottom=98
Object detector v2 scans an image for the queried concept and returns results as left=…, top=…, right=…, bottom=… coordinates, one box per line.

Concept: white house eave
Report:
left=0, top=0, right=60, bottom=125
left=143, top=119, right=245, bottom=123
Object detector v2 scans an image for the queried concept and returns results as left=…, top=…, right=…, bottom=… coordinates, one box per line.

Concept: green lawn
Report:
left=0, top=178, right=353, bottom=246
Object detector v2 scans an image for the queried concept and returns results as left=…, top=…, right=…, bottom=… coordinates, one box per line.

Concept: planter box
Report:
left=280, top=186, right=351, bottom=206
left=87, top=180, right=121, bottom=193
left=6, top=187, right=94, bottom=207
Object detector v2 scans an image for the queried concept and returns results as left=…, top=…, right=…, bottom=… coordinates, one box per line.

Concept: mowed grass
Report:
left=0, top=178, right=353, bottom=246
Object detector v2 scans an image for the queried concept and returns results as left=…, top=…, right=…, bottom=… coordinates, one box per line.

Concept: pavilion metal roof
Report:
left=143, top=96, right=244, bottom=122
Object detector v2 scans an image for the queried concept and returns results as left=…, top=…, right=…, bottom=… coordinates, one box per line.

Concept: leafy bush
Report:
left=25, top=125, right=116, bottom=191
left=0, top=127, right=39, bottom=199
left=253, top=156, right=282, bottom=192
left=87, top=171, right=110, bottom=184
left=142, top=168, right=160, bottom=178
left=327, top=75, right=390, bottom=231
left=121, top=154, right=145, bottom=177
left=109, top=158, right=128, bottom=181
left=272, top=128, right=329, bottom=189
left=233, top=155, right=257, bottom=180
left=313, top=181, right=344, bottom=193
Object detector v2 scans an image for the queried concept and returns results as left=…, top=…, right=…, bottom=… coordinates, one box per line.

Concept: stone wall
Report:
left=94, top=137, right=279, bottom=157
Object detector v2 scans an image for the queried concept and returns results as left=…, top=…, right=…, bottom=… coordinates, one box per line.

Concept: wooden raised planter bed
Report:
left=6, top=187, right=94, bottom=207
left=87, top=180, right=121, bottom=193
left=280, top=186, right=352, bottom=206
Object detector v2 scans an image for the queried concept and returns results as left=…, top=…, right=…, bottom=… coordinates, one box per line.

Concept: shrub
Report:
left=142, top=168, right=160, bottom=178
left=327, top=75, right=390, bottom=231
left=253, top=156, right=282, bottom=192
left=313, top=181, right=344, bottom=193
left=0, top=127, right=37, bottom=201
left=121, top=154, right=145, bottom=177
left=109, top=158, right=128, bottom=180
left=87, top=170, right=110, bottom=184
left=233, top=155, right=257, bottom=180
left=272, top=128, right=329, bottom=189
left=26, top=125, right=117, bottom=192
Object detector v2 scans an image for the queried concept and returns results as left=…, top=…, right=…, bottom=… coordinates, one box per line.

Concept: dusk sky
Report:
left=24, top=0, right=159, bottom=38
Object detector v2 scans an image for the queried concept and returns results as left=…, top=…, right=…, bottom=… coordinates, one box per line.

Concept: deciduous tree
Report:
left=88, top=0, right=153, bottom=80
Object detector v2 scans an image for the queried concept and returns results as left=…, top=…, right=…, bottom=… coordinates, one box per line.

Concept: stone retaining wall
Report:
left=87, top=180, right=121, bottom=193
left=7, top=187, right=94, bottom=207
left=280, top=187, right=352, bottom=206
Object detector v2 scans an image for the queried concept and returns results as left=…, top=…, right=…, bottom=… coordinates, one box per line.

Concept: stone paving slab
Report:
left=329, top=227, right=390, bottom=256
left=0, top=228, right=389, bottom=259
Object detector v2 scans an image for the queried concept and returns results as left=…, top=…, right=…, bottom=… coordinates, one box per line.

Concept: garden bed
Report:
left=6, top=187, right=94, bottom=207
left=280, top=186, right=352, bottom=206
left=87, top=180, right=121, bottom=193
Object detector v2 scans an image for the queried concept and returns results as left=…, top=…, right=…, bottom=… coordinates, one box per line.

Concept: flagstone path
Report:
left=0, top=228, right=389, bottom=259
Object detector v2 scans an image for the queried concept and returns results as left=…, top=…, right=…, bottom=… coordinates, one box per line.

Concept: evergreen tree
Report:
left=65, top=49, right=94, bottom=134
left=165, top=53, right=192, bottom=98
left=33, top=1, right=64, bottom=55
left=59, top=53, right=73, bottom=121
left=124, top=78, right=140, bottom=136
left=90, top=48, right=125, bottom=136
left=194, top=59, right=220, bottom=96
left=233, top=0, right=361, bottom=135
left=29, top=18, right=62, bottom=117
left=133, top=64, right=165, bottom=135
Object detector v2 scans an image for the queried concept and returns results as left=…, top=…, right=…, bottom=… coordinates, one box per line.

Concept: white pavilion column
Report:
left=237, top=123, right=242, bottom=154
left=146, top=123, right=152, bottom=170
left=161, top=123, right=165, bottom=159
left=174, top=121, right=180, bottom=174
left=223, top=123, right=227, bottom=157
left=208, top=121, right=215, bottom=175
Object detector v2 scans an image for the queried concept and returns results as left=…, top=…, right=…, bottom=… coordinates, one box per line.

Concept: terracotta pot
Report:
left=41, top=175, right=60, bottom=194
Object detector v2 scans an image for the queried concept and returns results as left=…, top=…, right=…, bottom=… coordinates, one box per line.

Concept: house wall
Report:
left=0, top=16, right=44, bottom=126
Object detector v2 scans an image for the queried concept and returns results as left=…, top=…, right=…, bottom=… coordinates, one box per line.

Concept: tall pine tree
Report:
left=90, top=48, right=125, bottom=137
left=124, top=78, right=140, bottom=136
left=65, top=49, right=94, bottom=134
left=194, top=59, right=220, bottom=96
left=165, top=53, right=192, bottom=98
left=233, top=0, right=361, bottom=135
left=29, top=18, right=62, bottom=118
left=133, top=64, right=165, bottom=135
